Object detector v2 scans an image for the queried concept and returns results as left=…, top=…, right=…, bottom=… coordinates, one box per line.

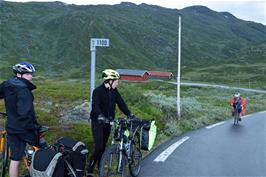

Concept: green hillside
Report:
left=0, top=3, right=266, bottom=172
left=0, top=1, right=265, bottom=87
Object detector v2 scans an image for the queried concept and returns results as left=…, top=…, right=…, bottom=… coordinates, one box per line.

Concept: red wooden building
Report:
left=148, top=71, right=173, bottom=80
left=116, top=69, right=149, bottom=81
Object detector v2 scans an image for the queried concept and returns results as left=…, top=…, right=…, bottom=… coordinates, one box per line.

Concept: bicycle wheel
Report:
left=129, top=134, right=142, bottom=177
left=0, top=134, right=9, bottom=177
left=99, top=144, right=127, bottom=177
left=234, top=110, right=239, bottom=125
left=65, top=159, right=77, bottom=177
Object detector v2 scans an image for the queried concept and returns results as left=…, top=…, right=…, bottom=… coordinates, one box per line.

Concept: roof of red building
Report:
left=117, top=69, right=149, bottom=77
left=148, top=71, right=173, bottom=77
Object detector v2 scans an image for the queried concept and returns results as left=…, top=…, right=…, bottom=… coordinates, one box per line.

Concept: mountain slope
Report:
left=0, top=1, right=265, bottom=81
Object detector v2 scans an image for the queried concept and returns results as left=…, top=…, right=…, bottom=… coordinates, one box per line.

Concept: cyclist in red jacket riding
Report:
left=230, top=93, right=247, bottom=121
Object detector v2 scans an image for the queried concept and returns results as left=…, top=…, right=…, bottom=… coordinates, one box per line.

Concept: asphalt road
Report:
left=139, top=111, right=266, bottom=177
left=168, top=81, right=266, bottom=94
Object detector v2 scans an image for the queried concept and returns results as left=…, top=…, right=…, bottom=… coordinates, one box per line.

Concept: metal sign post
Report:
left=177, top=16, right=181, bottom=120
left=90, top=38, right=110, bottom=111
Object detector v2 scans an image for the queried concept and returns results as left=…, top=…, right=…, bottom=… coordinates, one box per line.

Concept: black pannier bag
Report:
left=140, top=120, right=157, bottom=151
left=55, top=137, right=89, bottom=177
left=29, top=148, right=65, bottom=177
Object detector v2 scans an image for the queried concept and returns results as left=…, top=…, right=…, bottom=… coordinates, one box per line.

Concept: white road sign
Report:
left=90, top=38, right=110, bottom=51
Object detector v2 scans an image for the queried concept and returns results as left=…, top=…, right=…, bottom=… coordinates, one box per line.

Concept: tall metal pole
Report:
left=177, top=15, right=181, bottom=120
left=90, top=48, right=96, bottom=112
left=89, top=38, right=110, bottom=112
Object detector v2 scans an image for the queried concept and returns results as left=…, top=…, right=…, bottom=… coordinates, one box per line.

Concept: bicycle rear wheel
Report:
left=0, top=134, right=9, bottom=177
left=99, top=144, right=127, bottom=177
left=129, top=135, right=142, bottom=177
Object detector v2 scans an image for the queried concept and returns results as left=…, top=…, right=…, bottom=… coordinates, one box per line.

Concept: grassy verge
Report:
left=0, top=79, right=265, bottom=157
left=182, top=63, right=266, bottom=89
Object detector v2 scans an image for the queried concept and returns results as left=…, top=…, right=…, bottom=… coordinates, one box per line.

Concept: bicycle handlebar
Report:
left=0, top=112, right=7, bottom=117
left=39, top=126, right=49, bottom=134
left=111, top=117, right=145, bottom=127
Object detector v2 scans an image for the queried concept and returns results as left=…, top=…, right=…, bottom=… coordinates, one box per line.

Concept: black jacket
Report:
left=0, top=77, right=38, bottom=134
left=90, top=83, right=131, bottom=122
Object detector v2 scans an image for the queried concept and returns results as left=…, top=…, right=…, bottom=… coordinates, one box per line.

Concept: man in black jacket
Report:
left=0, top=62, right=39, bottom=177
left=87, top=69, right=133, bottom=176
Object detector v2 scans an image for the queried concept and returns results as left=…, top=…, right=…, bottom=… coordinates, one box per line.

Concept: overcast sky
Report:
left=6, top=0, right=266, bottom=25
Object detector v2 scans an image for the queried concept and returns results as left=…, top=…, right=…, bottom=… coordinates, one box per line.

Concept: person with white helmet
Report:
left=87, top=69, right=134, bottom=177
left=0, top=62, right=40, bottom=177
left=230, top=92, right=247, bottom=121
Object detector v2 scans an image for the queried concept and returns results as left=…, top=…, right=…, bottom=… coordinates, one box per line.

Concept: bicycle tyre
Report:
left=234, top=110, right=240, bottom=125
left=99, top=144, right=127, bottom=177
left=129, top=134, right=142, bottom=177
left=0, top=134, right=8, bottom=177
left=65, top=159, right=77, bottom=177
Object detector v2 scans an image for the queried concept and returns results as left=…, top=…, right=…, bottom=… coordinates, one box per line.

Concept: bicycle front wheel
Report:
left=0, top=134, right=9, bottom=177
left=99, top=144, right=127, bottom=177
left=234, top=110, right=239, bottom=125
left=129, top=134, right=142, bottom=177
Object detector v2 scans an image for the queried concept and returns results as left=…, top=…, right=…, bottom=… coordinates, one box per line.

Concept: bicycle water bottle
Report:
left=25, top=149, right=34, bottom=166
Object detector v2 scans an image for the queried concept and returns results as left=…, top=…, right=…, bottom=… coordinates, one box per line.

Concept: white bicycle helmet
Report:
left=234, top=93, right=240, bottom=98
left=13, top=62, right=36, bottom=74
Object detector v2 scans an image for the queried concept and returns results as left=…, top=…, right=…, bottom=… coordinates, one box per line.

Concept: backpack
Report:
left=140, top=120, right=157, bottom=151
left=29, top=148, right=65, bottom=177
left=55, top=137, right=89, bottom=177
left=234, top=98, right=242, bottom=111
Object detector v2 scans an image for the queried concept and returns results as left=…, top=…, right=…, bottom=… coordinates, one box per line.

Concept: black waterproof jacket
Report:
left=90, top=83, right=131, bottom=122
left=0, top=77, right=38, bottom=134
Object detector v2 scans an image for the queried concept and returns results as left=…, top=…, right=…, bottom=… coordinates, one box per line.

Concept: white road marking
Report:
left=206, top=121, right=225, bottom=129
left=154, top=136, right=189, bottom=162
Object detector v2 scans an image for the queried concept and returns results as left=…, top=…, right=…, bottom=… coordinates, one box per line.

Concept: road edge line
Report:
left=154, top=136, right=189, bottom=162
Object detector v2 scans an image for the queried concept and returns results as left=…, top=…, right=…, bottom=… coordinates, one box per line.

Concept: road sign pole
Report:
left=177, top=15, right=181, bottom=120
left=89, top=38, right=110, bottom=112
left=90, top=48, right=96, bottom=111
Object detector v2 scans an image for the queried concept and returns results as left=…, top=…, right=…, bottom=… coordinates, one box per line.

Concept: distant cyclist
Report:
left=230, top=93, right=247, bottom=121
left=87, top=69, right=134, bottom=177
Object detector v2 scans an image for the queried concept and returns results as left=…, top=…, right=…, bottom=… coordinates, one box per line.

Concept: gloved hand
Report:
left=97, top=114, right=109, bottom=126
left=128, top=113, right=139, bottom=122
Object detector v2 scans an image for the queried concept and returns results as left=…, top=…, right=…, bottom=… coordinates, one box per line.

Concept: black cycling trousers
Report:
left=88, top=121, right=111, bottom=172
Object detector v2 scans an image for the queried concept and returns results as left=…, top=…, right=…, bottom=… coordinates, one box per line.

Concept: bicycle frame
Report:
left=0, top=130, right=7, bottom=153
left=110, top=118, right=142, bottom=173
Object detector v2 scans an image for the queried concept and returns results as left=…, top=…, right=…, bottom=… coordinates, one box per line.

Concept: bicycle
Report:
left=233, top=103, right=242, bottom=125
left=0, top=112, right=8, bottom=177
left=0, top=112, right=78, bottom=177
left=99, top=117, right=144, bottom=177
